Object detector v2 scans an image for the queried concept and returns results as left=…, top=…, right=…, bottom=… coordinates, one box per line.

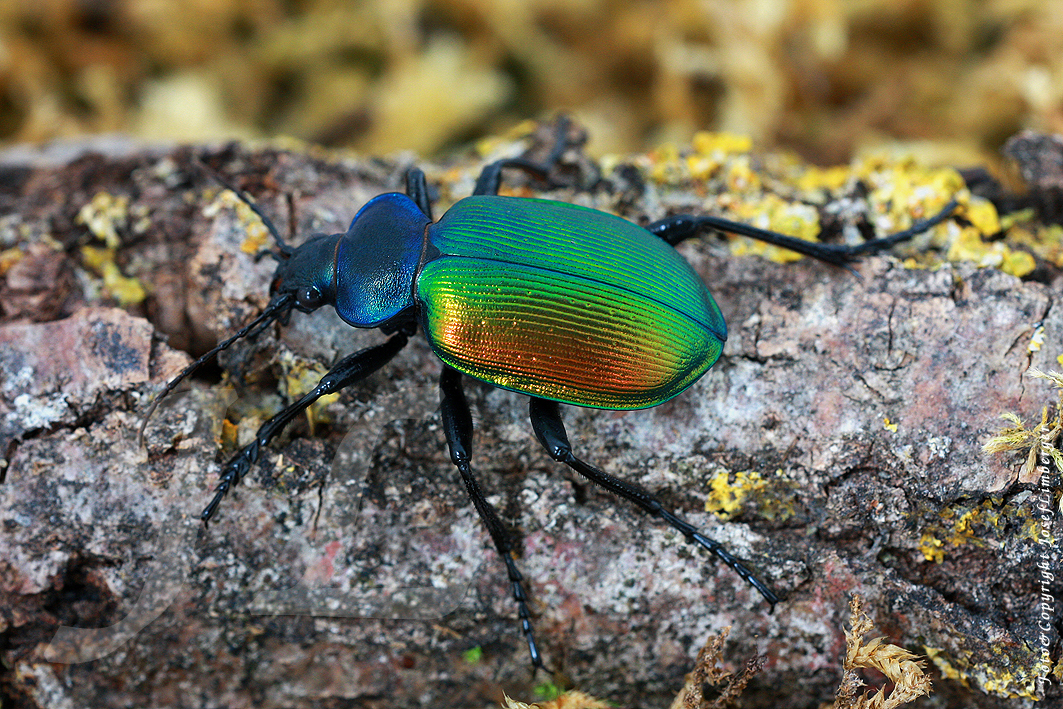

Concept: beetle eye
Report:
left=295, top=286, right=323, bottom=310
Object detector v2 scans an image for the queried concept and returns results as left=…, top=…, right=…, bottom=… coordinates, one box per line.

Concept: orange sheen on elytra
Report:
left=417, top=196, right=726, bottom=409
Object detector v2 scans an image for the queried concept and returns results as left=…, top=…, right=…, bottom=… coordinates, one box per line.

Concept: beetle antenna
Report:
left=193, top=157, right=296, bottom=257
left=138, top=293, right=294, bottom=448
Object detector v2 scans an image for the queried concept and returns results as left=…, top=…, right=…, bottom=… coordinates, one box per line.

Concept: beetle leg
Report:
left=472, top=116, right=573, bottom=197
left=405, top=167, right=434, bottom=220
left=529, top=397, right=780, bottom=608
left=407, top=114, right=570, bottom=207
left=473, top=158, right=553, bottom=197
left=201, top=332, right=410, bottom=523
left=440, top=367, right=546, bottom=670
left=647, top=199, right=958, bottom=268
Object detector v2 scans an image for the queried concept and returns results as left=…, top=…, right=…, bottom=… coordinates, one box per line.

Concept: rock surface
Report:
left=0, top=131, right=1059, bottom=708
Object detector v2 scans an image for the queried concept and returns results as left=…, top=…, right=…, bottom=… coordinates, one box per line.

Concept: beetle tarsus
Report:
left=687, top=530, right=780, bottom=607
left=441, top=367, right=547, bottom=670
left=201, top=444, right=255, bottom=523
left=530, top=397, right=779, bottom=607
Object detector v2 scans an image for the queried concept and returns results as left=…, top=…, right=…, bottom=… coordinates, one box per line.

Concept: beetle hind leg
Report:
left=440, top=367, right=546, bottom=670
left=529, top=397, right=779, bottom=608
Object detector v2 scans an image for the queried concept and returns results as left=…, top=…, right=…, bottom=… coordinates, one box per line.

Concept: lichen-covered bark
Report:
left=0, top=131, right=1058, bottom=709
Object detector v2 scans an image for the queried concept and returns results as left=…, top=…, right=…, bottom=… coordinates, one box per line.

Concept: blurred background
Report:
left=1, top=0, right=1061, bottom=166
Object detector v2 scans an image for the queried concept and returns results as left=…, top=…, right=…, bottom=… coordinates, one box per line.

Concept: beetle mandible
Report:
left=143, top=119, right=957, bottom=669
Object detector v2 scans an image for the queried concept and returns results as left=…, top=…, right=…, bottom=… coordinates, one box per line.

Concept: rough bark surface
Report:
left=0, top=133, right=1059, bottom=709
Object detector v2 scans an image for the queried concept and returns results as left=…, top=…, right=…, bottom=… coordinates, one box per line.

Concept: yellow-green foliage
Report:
left=983, top=369, right=1063, bottom=487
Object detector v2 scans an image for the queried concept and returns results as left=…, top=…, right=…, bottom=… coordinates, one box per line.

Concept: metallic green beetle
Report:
left=147, top=127, right=956, bottom=669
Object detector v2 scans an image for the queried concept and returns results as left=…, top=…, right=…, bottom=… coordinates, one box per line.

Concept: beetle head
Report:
left=269, top=232, right=341, bottom=313
left=141, top=161, right=338, bottom=445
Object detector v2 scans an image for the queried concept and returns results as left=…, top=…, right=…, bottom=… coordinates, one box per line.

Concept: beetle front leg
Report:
left=440, top=367, right=546, bottom=670
left=201, top=332, right=410, bottom=522
left=529, top=397, right=779, bottom=607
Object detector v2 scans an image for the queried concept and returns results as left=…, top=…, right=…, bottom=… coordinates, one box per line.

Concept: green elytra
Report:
left=418, top=196, right=727, bottom=409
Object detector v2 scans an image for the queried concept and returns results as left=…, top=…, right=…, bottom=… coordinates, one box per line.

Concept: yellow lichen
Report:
left=794, top=164, right=851, bottom=193
left=1006, top=223, right=1063, bottom=269
left=79, top=244, right=147, bottom=307
left=686, top=132, right=754, bottom=181
left=648, top=142, right=686, bottom=185
left=1001, top=246, right=1036, bottom=277
left=221, top=418, right=240, bottom=449
left=203, top=188, right=273, bottom=254
left=1029, top=324, right=1046, bottom=353
left=76, top=191, right=129, bottom=249
left=917, top=499, right=1029, bottom=562
left=692, top=131, right=752, bottom=157
left=965, top=197, right=1001, bottom=235
left=918, top=533, right=944, bottom=563
left=639, top=133, right=1051, bottom=278
left=922, top=647, right=964, bottom=684
left=705, top=470, right=767, bottom=520
left=0, top=246, right=25, bottom=276
left=925, top=647, right=1043, bottom=699
left=725, top=194, right=820, bottom=264
left=981, top=666, right=1045, bottom=701
left=1019, top=515, right=1045, bottom=542
left=76, top=192, right=147, bottom=306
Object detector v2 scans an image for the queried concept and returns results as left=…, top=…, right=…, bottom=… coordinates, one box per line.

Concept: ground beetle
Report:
left=143, top=118, right=957, bottom=669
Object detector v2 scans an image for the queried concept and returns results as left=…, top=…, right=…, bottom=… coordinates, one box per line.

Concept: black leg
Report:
left=473, top=115, right=573, bottom=197
left=405, top=167, right=433, bottom=220
left=439, top=367, right=545, bottom=670
left=647, top=199, right=959, bottom=268
left=201, top=332, right=410, bottom=522
left=529, top=397, right=779, bottom=607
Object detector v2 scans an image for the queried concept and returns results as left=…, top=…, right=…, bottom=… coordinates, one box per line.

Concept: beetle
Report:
left=143, top=119, right=957, bottom=669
